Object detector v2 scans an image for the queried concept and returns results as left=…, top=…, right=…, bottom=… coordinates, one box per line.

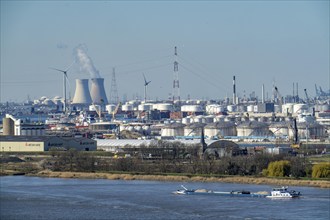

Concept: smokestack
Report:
left=233, top=76, right=236, bottom=105
left=296, top=82, right=299, bottom=101
left=72, top=79, right=92, bottom=104
left=90, top=78, right=108, bottom=104
left=262, top=84, right=265, bottom=103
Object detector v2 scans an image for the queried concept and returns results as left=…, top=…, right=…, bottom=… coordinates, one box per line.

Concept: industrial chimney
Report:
left=90, top=78, right=108, bottom=104
left=233, top=76, right=236, bottom=105
left=72, top=79, right=92, bottom=104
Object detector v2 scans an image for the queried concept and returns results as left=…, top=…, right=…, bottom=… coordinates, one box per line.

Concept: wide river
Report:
left=0, top=176, right=329, bottom=220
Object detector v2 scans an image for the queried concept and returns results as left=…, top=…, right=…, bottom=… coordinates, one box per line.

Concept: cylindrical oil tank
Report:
left=142, top=125, right=151, bottom=134
left=293, top=104, right=308, bottom=114
left=214, top=115, right=225, bottom=122
left=120, top=125, right=127, bottom=131
left=289, top=122, right=326, bottom=139
left=237, top=105, right=246, bottom=112
left=3, top=118, right=15, bottom=135
left=182, top=117, right=191, bottom=124
left=274, top=105, right=281, bottom=113
left=204, top=115, right=215, bottom=123
left=316, top=104, right=330, bottom=112
left=21, top=129, right=27, bottom=136
left=89, top=105, right=101, bottom=111
left=247, top=105, right=254, bottom=112
left=153, top=103, right=173, bottom=111
left=161, top=123, right=185, bottom=137
left=122, top=104, right=134, bottom=111
left=269, top=122, right=289, bottom=137
left=106, top=104, right=116, bottom=113
left=236, top=121, right=270, bottom=137
left=227, top=105, right=236, bottom=112
left=183, top=123, right=205, bottom=136
left=134, top=126, right=143, bottom=133
left=181, top=105, right=203, bottom=113
left=205, top=104, right=225, bottom=114
left=138, top=104, right=152, bottom=111
left=26, top=129, right=32, bottom=136
left=282, top=103, right=294, bottom=114
left=204, top=121, right=237, bottom=138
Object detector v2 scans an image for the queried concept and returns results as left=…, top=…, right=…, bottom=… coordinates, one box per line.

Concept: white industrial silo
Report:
left=161, top=123, right=185, bottom=137
left=72, top=79, right=92, bottom=104
left=106, top=104, right=116, bottom=114
left=204, top=121, right=237, bottom=138
left=184, top=123, right=206, bottom=136
left=269, top=122, right=290, bottom=137
left=236, top=121, right=271, bottom=137
left=90, top=78, right=108, bottom=104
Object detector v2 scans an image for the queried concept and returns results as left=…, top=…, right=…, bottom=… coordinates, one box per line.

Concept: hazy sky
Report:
left=1, top=1, right=329, bottom=103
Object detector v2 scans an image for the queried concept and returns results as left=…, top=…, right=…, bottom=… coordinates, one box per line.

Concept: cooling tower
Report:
left=72, top=79, right=92, bottom=104
left=90, top=78, right=108, bottom=104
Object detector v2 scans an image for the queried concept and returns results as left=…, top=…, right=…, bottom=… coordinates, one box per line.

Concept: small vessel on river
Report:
left=266, top=186, right=301, bottom=199
left=174, top=185, right=268, bottom=198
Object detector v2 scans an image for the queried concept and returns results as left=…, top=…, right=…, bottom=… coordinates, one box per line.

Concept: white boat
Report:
left=266, top=186, right=301, bottom=199
left=174, top=185, right=196, bottom=195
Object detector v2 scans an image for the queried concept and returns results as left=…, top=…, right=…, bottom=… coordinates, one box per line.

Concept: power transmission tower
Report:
left=172, top=46, right=180, bottom=102
left=110, top=67, right=119, bottom=104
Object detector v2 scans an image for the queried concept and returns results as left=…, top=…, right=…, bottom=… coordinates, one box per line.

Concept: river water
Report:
left=0, top=176, right=329, bottom=220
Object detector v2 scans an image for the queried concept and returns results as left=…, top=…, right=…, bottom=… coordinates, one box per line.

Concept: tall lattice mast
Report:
left=109, top=67, right=119, bottom=104
left=172, top=46, right=180, bottom=102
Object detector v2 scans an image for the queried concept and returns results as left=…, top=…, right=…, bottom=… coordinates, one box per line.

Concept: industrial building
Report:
left=3, top=114, right=46, bottom=136
left=0, top=136, right=96, bottom=152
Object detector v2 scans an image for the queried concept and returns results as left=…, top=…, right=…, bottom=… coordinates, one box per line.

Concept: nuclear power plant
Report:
left=90, top=78, right=108, bottom=105
left=72, top=79, right=92, bottom=105
left=71, top=78, right=108, bottom=106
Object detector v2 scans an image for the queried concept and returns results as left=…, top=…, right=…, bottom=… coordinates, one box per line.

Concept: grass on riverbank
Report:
left=33, top=170, right=330, bottom=188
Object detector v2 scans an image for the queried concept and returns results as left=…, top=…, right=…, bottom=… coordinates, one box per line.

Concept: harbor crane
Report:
left=274, top=87, right=283, bottom=109
left=304, top=89, right=310, bottom=104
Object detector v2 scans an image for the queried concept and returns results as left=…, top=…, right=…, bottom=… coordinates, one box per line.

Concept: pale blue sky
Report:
left=1, top=0, right=329, bottom=102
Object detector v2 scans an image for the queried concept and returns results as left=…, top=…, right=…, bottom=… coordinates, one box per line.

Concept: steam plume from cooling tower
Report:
left=74, top=45, right=101, bottom=78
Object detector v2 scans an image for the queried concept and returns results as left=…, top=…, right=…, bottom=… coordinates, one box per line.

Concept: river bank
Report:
left=31, top=170, right=330, bottom=188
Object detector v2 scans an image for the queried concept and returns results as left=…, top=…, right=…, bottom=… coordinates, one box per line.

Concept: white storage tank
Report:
left=193, top=116, right=204, bottom=123
left=183, top=123, right=206, bottom=136
left=138, top=104, right=152, bottom=111
left=153, top=103, right=173, bottom=111
left=89, top=105, right=101, bottom=112
left=274, top=105, right=281, bottom=113
left=227, top=105, right=236, bottom=112
left=293, top=104, right=308, bottom=114
left=269, top=122, right=290, bottom=137
left=43, top=99, right=55, bottom=106
left=204, top=121, right=237, bottom=138
left=236, top=121, right=271, bottom=137
left=204, top=115, right=215, bottom=123
left=161, top=122, right=185, bottom=137
left=182, top=117, right=191, bottom=124
left=181, top=105, right=203, bottom=113
left=247, top=105, right=254, bottom=112
left=122, top=104, right=134, bottom=111
left=106, top=104, right=116, bottom=113
left=289, top=122, right=326, bottom=139
left=205, top=104, right=225, bottom=114
left=214, top=115, right=226, bottom=122
left=282, top=103, right=294, bottom=114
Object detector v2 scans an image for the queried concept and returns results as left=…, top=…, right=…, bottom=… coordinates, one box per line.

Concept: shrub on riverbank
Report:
left=312, top=163, right=330, bottom=178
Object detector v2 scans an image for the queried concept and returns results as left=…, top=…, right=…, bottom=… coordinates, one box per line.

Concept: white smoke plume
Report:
left=74, top=44, right=101, bottom=78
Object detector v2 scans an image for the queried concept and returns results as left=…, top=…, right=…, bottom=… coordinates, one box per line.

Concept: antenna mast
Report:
left=173, top=46, right=180, bottom=102
left=110, top=67, right=119, bottom=104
